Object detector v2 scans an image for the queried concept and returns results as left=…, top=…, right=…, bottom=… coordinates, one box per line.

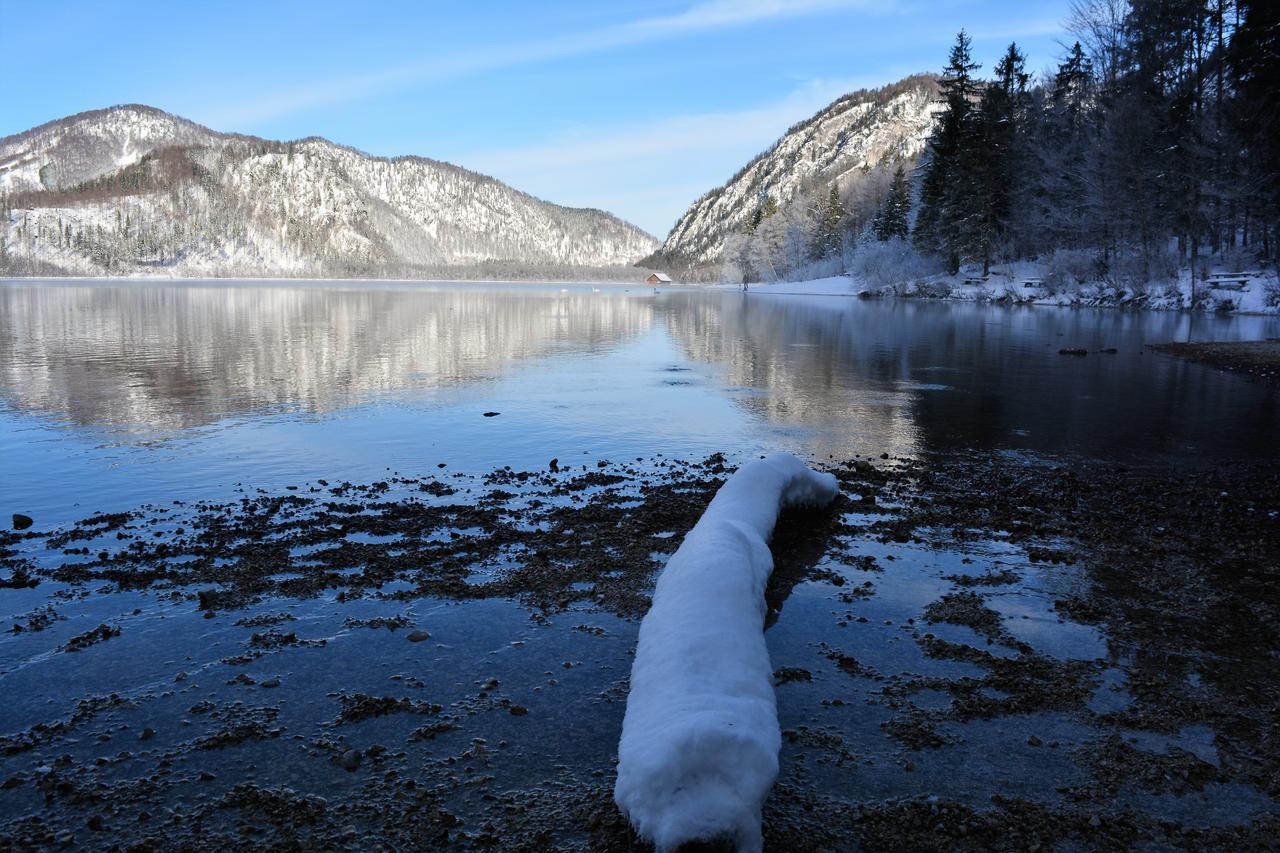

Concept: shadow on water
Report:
left=764, top=495, right=852, bottom=631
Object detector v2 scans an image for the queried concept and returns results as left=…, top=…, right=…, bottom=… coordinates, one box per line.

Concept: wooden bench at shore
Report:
left=1205, top=272, right=1255, bottom=291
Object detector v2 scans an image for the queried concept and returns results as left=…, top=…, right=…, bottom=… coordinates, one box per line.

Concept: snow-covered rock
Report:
left=615, top=453, right=839, bottom=852
left=648, top=75, right=940, bottom=270
left=0, top=105, right=658, bottom=277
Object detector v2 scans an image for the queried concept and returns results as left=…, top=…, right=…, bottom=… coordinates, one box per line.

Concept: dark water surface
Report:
left=2, top=280, right=1276, bottom=524
left=1, top=281, right=1278, bottom=848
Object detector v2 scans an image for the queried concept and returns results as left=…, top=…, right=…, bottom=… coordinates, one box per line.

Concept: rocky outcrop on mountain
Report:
left=646, top=75, right=939, bottom=271
left=0, top=105, right=658, bottom=278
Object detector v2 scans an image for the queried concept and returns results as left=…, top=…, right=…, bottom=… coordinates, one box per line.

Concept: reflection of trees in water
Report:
left=1, top=284, right=1275, bottom=457
left=660, top=292, right=923, bottom=457
left=661, top=293, right=1280, bottom=459
left=0, top=285, right=656, bottom=433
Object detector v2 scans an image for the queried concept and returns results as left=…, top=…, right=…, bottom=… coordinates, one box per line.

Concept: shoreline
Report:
left=5, top=272, right=1278, bottom=317
left=1149, top=339, right=1280, bottom=385
left=0, top=274, right=664, bottom=289
left=2, top=450, right=1277, bottom=849
left=724, top=274, right=1280, bottom=316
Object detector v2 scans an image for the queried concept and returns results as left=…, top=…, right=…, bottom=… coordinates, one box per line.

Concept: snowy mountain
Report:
left=0, top=105, right=659, bottom=278
left=646, top=75, right=940, bottom=271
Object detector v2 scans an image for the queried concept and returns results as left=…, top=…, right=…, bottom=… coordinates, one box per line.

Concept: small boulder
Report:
left=12, top=514, right=33, bottom=531
left=406, top=630, right=431, bottom=643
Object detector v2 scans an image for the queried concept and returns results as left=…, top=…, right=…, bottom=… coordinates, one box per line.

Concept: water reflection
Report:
left=0, top=283, right=656, bottom=433
left=1, top=282, right=1276, bottom=464
left=660, top=292, right=1280, bottom=460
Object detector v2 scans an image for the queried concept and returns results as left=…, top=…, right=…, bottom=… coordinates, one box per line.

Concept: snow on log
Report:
left=614, top=453, right=839, bottom=852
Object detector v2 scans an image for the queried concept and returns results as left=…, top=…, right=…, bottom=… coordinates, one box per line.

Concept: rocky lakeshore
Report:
left=1151, top=339, right=1280, bottom=386
left=1, top=452, right=1278, bottom=851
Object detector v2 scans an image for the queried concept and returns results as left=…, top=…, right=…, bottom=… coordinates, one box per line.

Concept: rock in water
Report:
left=12, top=513, right=33, bottom=530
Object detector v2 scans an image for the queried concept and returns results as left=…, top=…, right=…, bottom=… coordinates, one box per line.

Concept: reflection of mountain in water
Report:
left=660, top=293, right=923, bottom=457
left=662, top=292, right=1280, bottom=460
left=2, top=284, right=1276, bottom=460
left=0, top=285, right=656, bottom=433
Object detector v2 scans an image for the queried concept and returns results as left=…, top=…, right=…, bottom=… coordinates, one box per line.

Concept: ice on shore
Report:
left=614, top=453, right=839, bottom=852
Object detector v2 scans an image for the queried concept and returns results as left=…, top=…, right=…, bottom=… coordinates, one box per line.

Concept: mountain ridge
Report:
left=646, top=73, right=941, bottom=273
left=0, top=105, right=658, bottom=279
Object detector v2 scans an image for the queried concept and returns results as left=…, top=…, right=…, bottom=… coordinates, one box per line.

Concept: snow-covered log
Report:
left=614, top=453, right=840, bottom=852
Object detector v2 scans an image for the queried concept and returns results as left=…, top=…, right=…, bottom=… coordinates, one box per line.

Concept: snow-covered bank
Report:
left=716, top=269, right=1280, bottom=315
left=615, top=454, right=839, bottom=852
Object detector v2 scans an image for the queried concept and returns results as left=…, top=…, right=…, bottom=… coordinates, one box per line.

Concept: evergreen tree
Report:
left=915, top=30, right=981, bottom=273
left=744, top=192, right=779, bottom=236
left=1228, top=0, right=1280, bottom=259
left=812, top=184, right=847, bottom=259
left=874, top=165, right=912, bottom=240
left=963, top=42, right=1029, bottom=274
left=1028, top=42, right=1096, bottom=251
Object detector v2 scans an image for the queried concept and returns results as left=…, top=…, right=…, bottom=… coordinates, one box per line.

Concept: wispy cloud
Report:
left=457, top=75, right=888, bottom=236
left=201, top=0, right=882, bottom=128
left=967, top=18, right=1066, bottom=42
left=621, top=0, right=875, bottom=37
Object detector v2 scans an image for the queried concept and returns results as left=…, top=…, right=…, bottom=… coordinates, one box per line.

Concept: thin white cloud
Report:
left=466, top=78, right=869, bottom=173
left=201, top=0, right=883, bottom=128
left=623, top=0, right=873, bottom=36
left=457, top=76, right=887, bottom=236
left=967, top=18, right=1066, bottom=42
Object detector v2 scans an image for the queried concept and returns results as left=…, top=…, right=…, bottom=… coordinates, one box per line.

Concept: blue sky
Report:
left=2, top=0, right=1073, bottom=237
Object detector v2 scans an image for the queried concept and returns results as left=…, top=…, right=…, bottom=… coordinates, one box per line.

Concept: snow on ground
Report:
left=710, top=267, right=1280, bottom=314
left=614, top=454, right=839, bottom=853
left=710, top=276, right=857, bottom=296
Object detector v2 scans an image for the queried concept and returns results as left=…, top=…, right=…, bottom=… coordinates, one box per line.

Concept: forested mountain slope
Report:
left=646, top=75, right=939, bottom=272
left=0, top=105, right=658, bottom=278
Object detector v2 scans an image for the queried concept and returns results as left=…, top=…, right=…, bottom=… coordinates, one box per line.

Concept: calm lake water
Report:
left=3, top=280, right=1279, bottom=845
left=2, top=280, right=1277, bottom=524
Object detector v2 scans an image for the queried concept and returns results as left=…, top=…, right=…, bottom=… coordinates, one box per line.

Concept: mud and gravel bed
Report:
left=1, top=451, right=1277, bottom=850
left=1151, top=338, right=1280, bottom=384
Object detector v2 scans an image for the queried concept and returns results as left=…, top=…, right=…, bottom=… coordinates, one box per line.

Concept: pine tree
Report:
left=1028, top=42, right=1096, bottom=251
left=874, top=165, right=911, bottom=240
left=812, top=184, right=847, bottom=259
left=744, top=192, right=778, bottom=236
left=914, top=30, right=981, bottom=274
left=962, top=42, right=1029, bottom=275
left=1228, top=0, right=1280, bottom=259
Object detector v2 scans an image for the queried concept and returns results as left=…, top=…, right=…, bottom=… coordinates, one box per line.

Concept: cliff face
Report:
left=648, top=75, right=940, bottom=270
